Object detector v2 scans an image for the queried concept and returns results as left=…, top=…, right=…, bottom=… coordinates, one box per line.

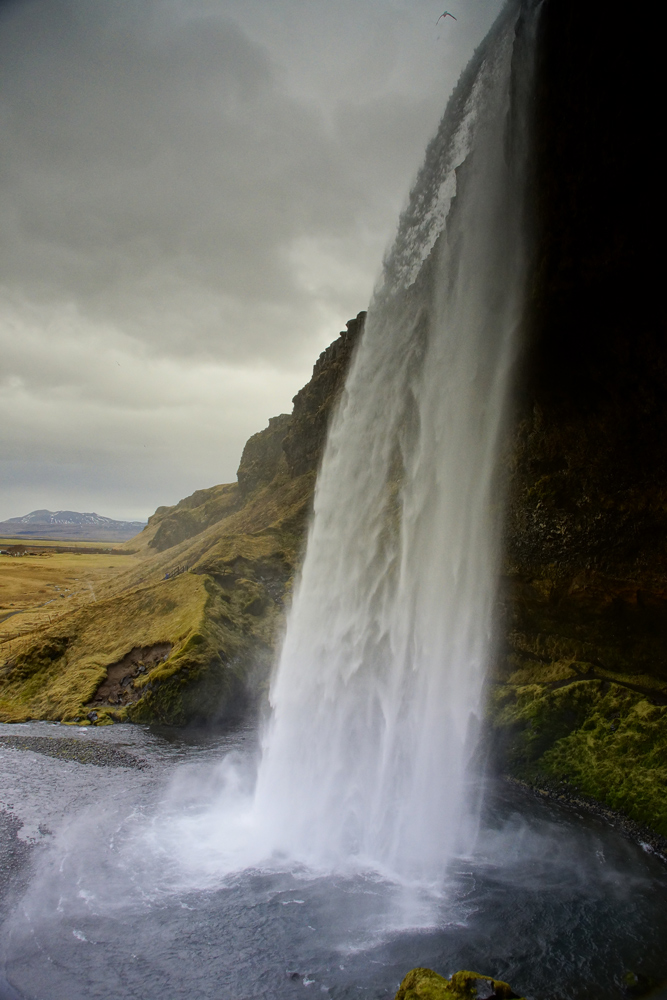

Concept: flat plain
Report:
left=0, top=539, right=140, bottom=653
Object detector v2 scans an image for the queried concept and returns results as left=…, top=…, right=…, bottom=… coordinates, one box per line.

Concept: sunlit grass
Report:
left=0, top=470, right=314, bottom=726
left=0, top=545, right=141, bottom=647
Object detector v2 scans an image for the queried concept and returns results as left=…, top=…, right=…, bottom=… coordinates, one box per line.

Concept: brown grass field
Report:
left=0, top=538, right=141, bottom=654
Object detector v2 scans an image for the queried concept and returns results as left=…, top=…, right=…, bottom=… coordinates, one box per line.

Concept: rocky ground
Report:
left=0, top=734, right=145, bottom=769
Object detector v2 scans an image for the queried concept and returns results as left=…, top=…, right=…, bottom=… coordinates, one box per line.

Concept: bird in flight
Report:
left=436, top=11, right=457, bottom=23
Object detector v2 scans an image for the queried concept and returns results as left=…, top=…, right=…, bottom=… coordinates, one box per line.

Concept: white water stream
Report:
left=252, top=0, right=539, bottom=881
left=5, top=6, right=667, bottom=997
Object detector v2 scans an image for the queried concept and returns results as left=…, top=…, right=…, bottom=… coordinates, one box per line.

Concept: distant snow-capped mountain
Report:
left=0, top=509, right=146, bottom=542
left=7, top=509, right=144, bottom=527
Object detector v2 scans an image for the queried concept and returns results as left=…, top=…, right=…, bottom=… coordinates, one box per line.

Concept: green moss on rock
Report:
left=489, top=676, right=667, bottom=835
left=394, top=969, right=521, bottom=1000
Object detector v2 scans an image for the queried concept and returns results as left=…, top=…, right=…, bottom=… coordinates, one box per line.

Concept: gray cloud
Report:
left=1, top=4, right=334, bottom=354
left=0, top=0, right=502, bottom=520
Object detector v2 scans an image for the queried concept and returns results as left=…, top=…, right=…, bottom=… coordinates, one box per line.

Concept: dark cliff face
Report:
left=493, top=0, right=667, bottom=836
left=513, top=0, right=667, bottom=580
left=237, top=414, right=292, bottom=497
left=234, top=311, right=366, bottom=488
left=283, top=312, right=366, bottom=477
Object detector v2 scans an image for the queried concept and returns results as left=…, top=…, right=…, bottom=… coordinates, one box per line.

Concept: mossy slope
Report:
left=0, top=316, right=365, bottom=726
left=1, top=573, right=209, bottom=724
left=0, top=450, right=309, bottom=729
left=490, top=677, right=667, bottom=837
left=489, top=570, right=667, bottom=835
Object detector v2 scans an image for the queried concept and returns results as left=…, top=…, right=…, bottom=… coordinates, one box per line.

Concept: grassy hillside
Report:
left=0, top=542, right=141, bottom=648
left=0, top=314, right=365, bottom=727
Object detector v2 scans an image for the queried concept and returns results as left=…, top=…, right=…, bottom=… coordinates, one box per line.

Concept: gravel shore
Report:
left=0, top=734, right=146, bottom=769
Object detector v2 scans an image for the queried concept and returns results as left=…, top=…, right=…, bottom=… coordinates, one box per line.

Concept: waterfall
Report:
left=253, top=0, right=539, bottom=882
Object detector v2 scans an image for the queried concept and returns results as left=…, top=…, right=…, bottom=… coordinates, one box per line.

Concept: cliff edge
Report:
left=0, top=314, right=365, bottom=727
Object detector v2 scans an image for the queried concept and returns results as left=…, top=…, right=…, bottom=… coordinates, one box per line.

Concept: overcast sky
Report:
left=0, top=0, right=503, bottom=522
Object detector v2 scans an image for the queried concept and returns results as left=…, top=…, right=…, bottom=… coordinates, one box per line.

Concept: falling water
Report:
left=253, top=0, right=539, bottom=881
left=6, top=8, right=667, bottom=995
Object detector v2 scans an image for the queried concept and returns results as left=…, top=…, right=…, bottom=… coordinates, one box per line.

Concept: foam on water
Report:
left=3, top=723, right=667, bottom=1000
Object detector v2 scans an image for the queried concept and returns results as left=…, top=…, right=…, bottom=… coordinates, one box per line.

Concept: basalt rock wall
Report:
left=490, top=0, right=667, bottom=836
left=282, top=312, right=366, bottom=477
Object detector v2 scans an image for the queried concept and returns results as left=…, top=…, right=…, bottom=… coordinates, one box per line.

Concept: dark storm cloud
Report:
left=0, top=0, right=503, bottom=519
left=0, top=0, right=362, bottom=361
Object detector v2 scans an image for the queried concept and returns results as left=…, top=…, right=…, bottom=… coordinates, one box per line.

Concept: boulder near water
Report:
left=394, top=968, right=522, bottom=1000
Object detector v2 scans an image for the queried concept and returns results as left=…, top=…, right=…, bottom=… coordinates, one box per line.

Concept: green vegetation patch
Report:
left=394, top=968, right=521, bottom=1000
left=126, top=571, right=284, bottom=726
left=490, top=678, right=667, bottom=835
left=0, top=572, right=210, bottom=723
